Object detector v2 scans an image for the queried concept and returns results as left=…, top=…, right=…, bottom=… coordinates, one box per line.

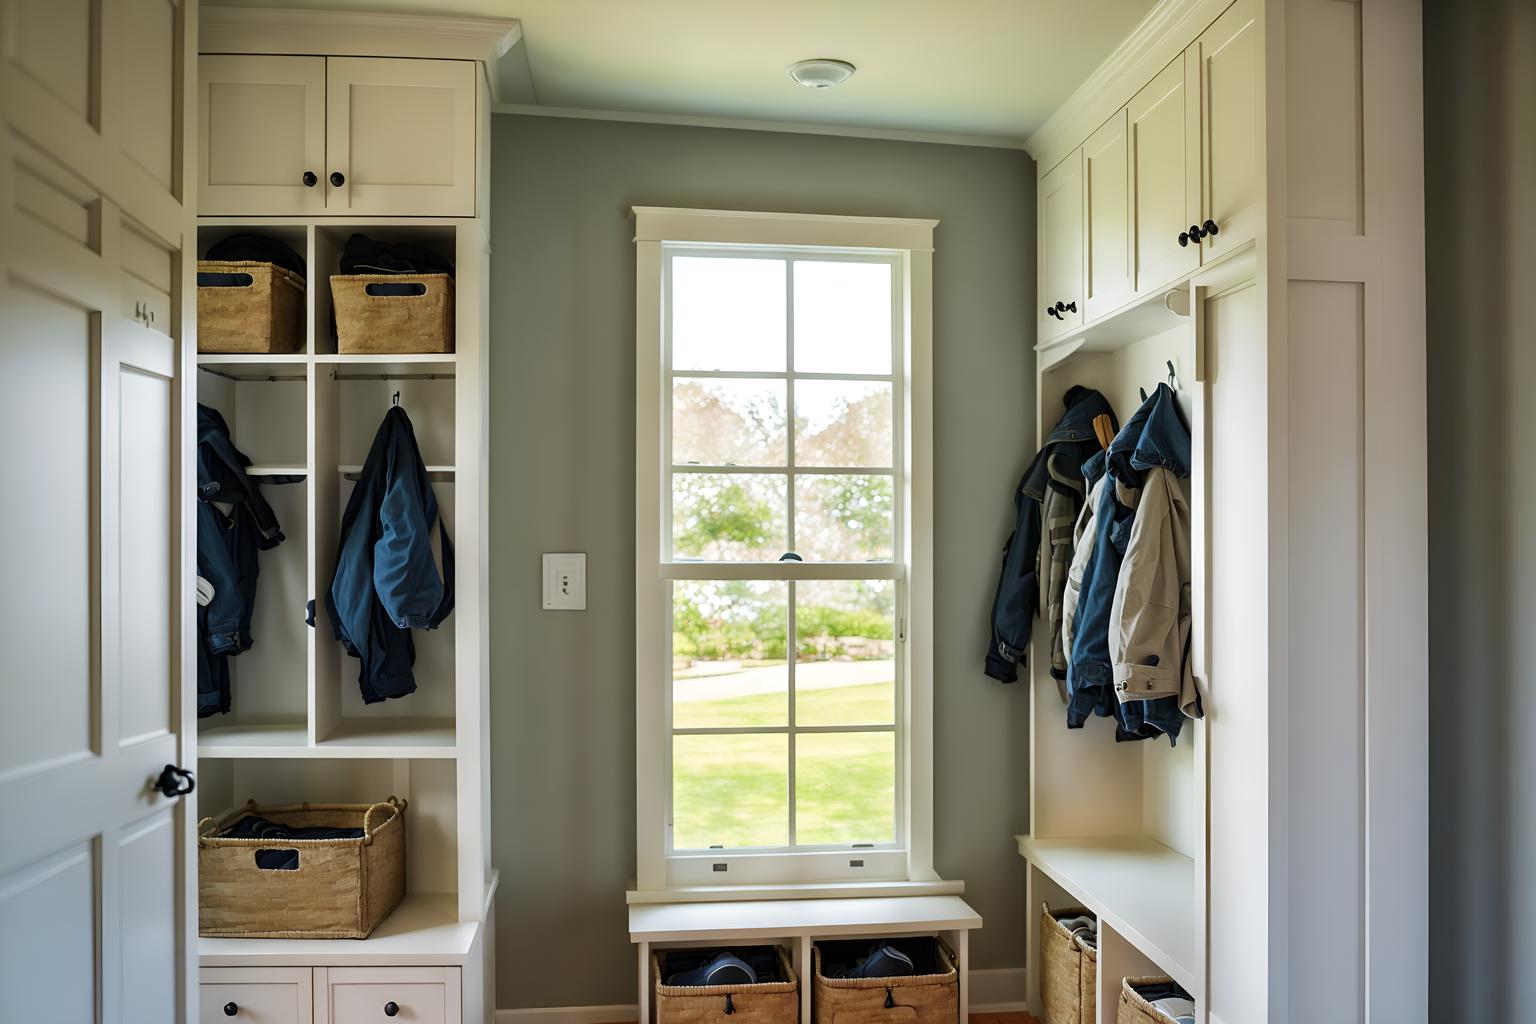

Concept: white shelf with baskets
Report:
left=190, top=10, right=513, bottom=1021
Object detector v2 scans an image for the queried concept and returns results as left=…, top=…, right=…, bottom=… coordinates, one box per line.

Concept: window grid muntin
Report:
left=661, top=243, right=906, bottom=858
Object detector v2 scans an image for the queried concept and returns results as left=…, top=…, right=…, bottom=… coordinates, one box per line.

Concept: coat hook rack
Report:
left=1166, top=359, right=1179, bottom=391
left=392, top=390, right=401, bottom=406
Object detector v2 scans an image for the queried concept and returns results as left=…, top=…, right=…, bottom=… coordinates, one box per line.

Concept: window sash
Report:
left=661, top=244, right=907, bottom=864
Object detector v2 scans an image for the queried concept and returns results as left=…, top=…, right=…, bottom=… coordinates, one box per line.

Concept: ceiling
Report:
left=208, top=0, right=1156, bottom=145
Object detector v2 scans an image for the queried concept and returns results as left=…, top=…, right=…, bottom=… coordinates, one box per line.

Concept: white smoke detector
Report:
left=788, top=58, right=857, bottom=89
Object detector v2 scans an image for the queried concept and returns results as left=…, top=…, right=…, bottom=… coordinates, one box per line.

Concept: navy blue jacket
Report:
left=326, top=406, right=454, bottom=703
left=1066, top=383, right=1192, bottom=743
left=985, top=386, right=1116, bottom=682
left=196, top=405, right=286, bottom=717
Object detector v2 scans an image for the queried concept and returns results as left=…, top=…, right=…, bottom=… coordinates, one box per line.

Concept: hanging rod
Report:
left=328, top=371, right=455, bottom=381
left=197, top=367, right=307, bottom=382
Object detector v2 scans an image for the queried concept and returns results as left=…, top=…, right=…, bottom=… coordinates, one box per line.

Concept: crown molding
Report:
left=1023, top=0, right=1231, bottom=172
left=495, top=102, right=1030, bottom=152
left=199, top=7, right=521, bottom=70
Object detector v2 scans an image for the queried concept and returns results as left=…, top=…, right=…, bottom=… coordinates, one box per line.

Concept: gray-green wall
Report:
left=487, top=114, right=1035, bottom=1009
left=1426, top=0, right=1536, bottom=1018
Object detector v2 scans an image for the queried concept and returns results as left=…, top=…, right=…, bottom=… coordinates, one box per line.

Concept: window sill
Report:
left=625, top=878, right=964, bottom=905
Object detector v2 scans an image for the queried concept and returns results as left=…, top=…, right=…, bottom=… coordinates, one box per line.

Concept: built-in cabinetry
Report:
left=1019, top=0, right=1426, bottom=1021
left=199, top=54, right=477, bottom=217
left=191, top=11, right=517, bottom=1024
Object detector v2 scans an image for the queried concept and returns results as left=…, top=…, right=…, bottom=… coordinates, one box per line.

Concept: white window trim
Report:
left=632, top=207, right=938, bottom=893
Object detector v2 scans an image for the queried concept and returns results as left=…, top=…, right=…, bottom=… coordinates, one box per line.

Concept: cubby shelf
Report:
left=197, top=718, right=458, bottom=758
left=1017, top=834, right=1197, bottom=993
left=199, top=875, right=498, bottom=968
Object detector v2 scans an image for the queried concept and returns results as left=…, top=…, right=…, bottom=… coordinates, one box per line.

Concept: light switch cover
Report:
left=542, top=553, right=587, bottom=610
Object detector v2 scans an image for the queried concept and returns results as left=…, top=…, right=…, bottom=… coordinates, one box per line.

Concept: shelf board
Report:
left=319, top=717, right=457, bottom=757
left=199, top=892, right=478, bottom=967
left=628, top=894, right=980, bottom=943
left=197, top=722, right=310, bottom=757
left=196, top=354, right=310, bottom=381
left=244, top=464, right=308, bottom=478
left=197, top=718, right=457, bottom=758
left=338, top=464, right=455, bottom=481
left=1017, top=834, right=1197, bottom=993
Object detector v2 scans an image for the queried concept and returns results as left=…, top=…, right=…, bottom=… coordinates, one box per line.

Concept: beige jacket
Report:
left=1109, top=466, right=1197, bottom=717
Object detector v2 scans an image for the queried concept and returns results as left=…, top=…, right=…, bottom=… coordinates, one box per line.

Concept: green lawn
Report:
left=672, top=683, right=895, bottom=850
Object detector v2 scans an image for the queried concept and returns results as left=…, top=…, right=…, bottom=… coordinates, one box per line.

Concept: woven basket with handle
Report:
left=331, top=272, right=454, bottom=353
left=196, top=797, right=406, bottom=939
left=812, top=938, right=957, bottom=1024
left=1116, top=976, right=1181, bottom=1024
left=1040, top=904, right=1096, bottom=1024
left=653, top=946, right=798, bottom=1024
left=196, top=260, right=305, bottom=353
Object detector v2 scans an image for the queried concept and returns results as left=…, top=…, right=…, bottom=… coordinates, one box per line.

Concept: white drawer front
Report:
left=200, top=967, right=313, bottom=1024
left=322, top=967, right=460, bottom=1024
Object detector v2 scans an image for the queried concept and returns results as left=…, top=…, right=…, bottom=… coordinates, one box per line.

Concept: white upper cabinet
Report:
left=1082, top=109, right=1132, bottom=321
left=195, top=54, right=477, bottom=217
left=199, top=55, right=327, bottom=216
left=1128, top=54, right=1200, bottom=296
left=325, top=57, right=477, bottom=217
left=1038, top=149, right=1084, bottom=344
left=1190, top=0, right=1261, bottom=260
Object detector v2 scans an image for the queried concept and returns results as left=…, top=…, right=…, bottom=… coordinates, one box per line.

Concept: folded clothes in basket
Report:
left=1055, top=912, right=1099, bottom=952
left=1129, top=980, right=1195, bottom=1024
left=664, top=947, right=781, bottom=986
left=223, top=815, right=365, bottom=870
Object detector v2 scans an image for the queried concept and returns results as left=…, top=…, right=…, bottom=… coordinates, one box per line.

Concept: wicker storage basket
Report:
left=331, top=273, right=455, bottom=354
left=812, top=938, right=957, bottom=1024
left=653, top=947, right=798, bottom=1024
left=197, top=260, right=305, bottom=353
left=1116, top=977, right=1184, bottom=1024
left=1040, top=904, right=1097, bottom=1024
left=196, top=797, right=407, bottom=939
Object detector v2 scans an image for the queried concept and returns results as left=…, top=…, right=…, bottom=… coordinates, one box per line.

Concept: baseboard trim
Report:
left=496, top=1005, right=638, bottom=1024
left=966, top=966, right=1029, bottom=1013
left=497, top=968, right=1029, bottom=1023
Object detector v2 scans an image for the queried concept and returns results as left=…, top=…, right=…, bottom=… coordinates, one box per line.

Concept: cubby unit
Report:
left=313, top=222, right=459, bottom=356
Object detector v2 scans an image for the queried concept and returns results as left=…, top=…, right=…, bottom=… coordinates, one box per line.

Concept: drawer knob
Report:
left=331, top=171, right=346, bottom=187
left=223, top=1003, right=238, bottom=1017
left=1203, top=219, right=1220, bottom=237
left=303, top=171, right=318, bottom=187
left=384, top=1001, right=400, bottom=1017
left=1178, top=230, right=1190, bottom=247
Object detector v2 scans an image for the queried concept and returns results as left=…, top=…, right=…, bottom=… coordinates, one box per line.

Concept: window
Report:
left=634, top=209, right=936, bottom=890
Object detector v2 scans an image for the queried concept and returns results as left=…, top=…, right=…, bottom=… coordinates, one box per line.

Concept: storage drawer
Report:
left=200, top=967, right=314, bottom=1023
left=321, top=966, right=460, bottom=1024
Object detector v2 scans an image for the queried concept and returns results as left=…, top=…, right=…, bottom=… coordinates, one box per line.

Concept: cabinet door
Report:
left=326, top=57, right=476, bottom=217
left=1128, top=54, right=1198, bottom=295
left=1038, top=149, right=1084, bottom=344
left=199, top=55, right=326, bottom=215
left=319, top=966, right=460, bottom=1024
left=200, top=967, right=314, bottom=1023
left=1192, top=0, right=1262, bottom=260
left=1082, top=109, right=1132, bottom=321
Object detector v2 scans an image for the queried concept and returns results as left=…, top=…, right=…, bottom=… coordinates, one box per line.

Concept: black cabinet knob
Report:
left=302, top=171, right=318, bottom=187
left=1187, top=223, right=1207, bottom=241
left=1178, top=231, right=1191, bottom=247
left=384, top=1001, right=400, bottom=1016
left=1202, top=219, right=1219, bottom=237
left=1063, top=301, right=1077, bottom=313
left=330, top=171, right=346, bottom=187
left=1046, top=305, right=1061, bottom=320
left=223, top=1003, right=238, bottom=1017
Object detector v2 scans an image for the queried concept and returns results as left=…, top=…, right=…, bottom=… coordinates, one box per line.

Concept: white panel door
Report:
left=1082, top=108, right=1132, bottom=321
left=199, top=55, right=326, bottom=215
left=0, top=7, right=192, bottom=1017
left=1037, top=149, right=1084, bottom=345
left=1192, top=0, right=1262, bottom=261
left=326, top=57, right=476, bottom=216
left=1129, top=55, right=1198, bottom=295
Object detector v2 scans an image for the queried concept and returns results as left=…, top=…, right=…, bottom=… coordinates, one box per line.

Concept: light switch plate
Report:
left=542, top=553, right=586, bottom=610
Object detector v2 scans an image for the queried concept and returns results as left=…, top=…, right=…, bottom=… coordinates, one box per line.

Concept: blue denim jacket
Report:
left=196, top=404, right=288, bottom=717
left=325, top=406, right=454, bottom=703
left=1066, top=383, right=1192, bottom=743
left=985, top=386, right=1116, bottom=682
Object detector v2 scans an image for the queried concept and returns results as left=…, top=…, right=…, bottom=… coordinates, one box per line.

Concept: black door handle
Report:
left=1059, top=300, right=1077, bottom=313
left=302, top=171, right=318, bottom=187
left=330, top=171, right=346, bottom=187
left=385, top=1002, right=400, bottom=1017
left=1046, top=305, right=1062, bottom=320
left=154, top=764, right=194, bottom=798
left=223, top=1001, right=238, bottom=1016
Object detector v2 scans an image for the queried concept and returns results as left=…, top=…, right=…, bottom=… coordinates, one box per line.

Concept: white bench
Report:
left=628, top=895, right=983, bottom=1023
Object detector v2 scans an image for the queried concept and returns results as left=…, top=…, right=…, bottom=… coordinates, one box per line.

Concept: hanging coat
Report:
left=326, top=406, right=454, bottom=704
left=985, top=386, right=1116, bottom=683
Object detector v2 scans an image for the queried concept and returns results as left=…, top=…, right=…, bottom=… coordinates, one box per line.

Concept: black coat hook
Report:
left=392, top=390, right=400, bottom=406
